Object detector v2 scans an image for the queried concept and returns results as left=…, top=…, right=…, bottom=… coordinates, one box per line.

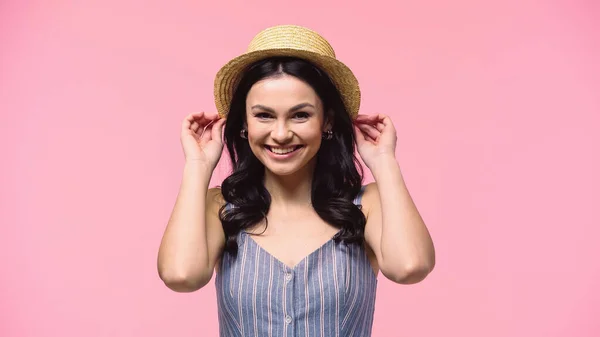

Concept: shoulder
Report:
left=206, top=187, right=226, bottom=213
left=358, top=182, right=380, bottom=217
left=207, top=186, right=224, bottom=201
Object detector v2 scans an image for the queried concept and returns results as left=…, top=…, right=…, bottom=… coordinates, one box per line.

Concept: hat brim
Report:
left=214, top=48, right=361, bottom=119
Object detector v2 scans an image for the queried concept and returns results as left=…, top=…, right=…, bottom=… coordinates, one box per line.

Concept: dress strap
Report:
left=352, top=185, right=367, bottom=206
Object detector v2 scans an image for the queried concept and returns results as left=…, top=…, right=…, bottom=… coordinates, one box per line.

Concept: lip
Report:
left=264, top=145, right=303, bottom=160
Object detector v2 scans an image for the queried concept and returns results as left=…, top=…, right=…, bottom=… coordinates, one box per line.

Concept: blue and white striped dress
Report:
left=215, top=188, right=378, bottom=337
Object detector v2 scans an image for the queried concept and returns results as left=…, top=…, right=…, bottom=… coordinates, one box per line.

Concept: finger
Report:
left=354, top=114, right=378, bottom=124
left=199, top=119, right=216, bottom=144
left=353, top=120, right=373, bottom=130
left=183, top=112, right=207, bottom=134
left=189, top=111, right=205, bottom=117
left=354, top=125, right=375, bottom=146
left=211, top=118, right=227, bottom=142
left=353, top=125, right=365, bottom=142
left=182, top=113, right=196, bottom=132
left=355, top=117, right=384, bottom=131
left=191, top=121, right=201, bottom=133
left=357, top=123, right=380, bottom=141
left=187, top=112, right=206, bottom=124
left=200, top=111, right=219, bottom=121
left=190, top=111, right=219, bottom=125
left=355, top=113, right=377, bottom=119
left=377, top=114, right=394, bottom=129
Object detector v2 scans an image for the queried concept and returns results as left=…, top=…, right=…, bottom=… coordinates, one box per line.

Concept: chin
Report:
left=262, top=162, right=305, bottom=177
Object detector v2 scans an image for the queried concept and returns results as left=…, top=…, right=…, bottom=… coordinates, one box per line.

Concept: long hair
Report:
left=219, top=57, right=366, bottom=255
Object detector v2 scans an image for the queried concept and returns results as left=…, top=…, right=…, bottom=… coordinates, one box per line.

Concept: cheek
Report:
left=299, top=126, right=323, bottom=143
left=246, top=128, right=270, bottom=149
left=246, top=124, right=264, bottom=139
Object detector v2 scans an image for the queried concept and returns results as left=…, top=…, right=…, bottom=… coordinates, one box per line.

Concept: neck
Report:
left=263, top=163, right=316, bottom=208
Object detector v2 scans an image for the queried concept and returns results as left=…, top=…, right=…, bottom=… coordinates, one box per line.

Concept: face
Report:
left=245, top=74, right=328, bottom=177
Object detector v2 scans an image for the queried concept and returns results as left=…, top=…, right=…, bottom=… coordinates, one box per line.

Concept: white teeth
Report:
left=270, top=147, right=297, bottom=154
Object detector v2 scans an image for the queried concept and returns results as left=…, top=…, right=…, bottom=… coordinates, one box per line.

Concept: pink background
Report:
left=1, top=1, right=599, bottom=336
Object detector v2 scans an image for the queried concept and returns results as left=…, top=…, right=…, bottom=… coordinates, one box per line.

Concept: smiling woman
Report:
left=246, top=72, right=329, bottom=176
left=157, top=24, right=435, bottom=337
left=249, top=101, right=319, bottom=160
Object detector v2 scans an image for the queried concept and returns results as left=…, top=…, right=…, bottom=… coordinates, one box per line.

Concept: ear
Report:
left=323, top=109, right=334, bottom=131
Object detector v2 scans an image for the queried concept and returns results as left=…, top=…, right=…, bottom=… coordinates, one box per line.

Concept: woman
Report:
left=158, top=25, right=435, bottom=336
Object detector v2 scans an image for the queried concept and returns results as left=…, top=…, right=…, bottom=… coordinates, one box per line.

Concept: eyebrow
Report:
left=251, top=103, right=315, bottom=113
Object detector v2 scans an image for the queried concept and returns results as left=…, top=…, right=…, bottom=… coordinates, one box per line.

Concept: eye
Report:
left=292, top=111, right=310, bottom=120
left=254, top=112, right=273, bottom=120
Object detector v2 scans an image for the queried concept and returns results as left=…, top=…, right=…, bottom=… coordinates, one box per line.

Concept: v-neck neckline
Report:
left=240, top=231, right=340, bottom=271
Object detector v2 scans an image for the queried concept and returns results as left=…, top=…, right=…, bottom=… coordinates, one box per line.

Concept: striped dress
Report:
left=215, top=188, right=378, bottom=337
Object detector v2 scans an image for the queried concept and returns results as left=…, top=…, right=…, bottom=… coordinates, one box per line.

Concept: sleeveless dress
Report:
left=215, top=188, right=378, bottom=337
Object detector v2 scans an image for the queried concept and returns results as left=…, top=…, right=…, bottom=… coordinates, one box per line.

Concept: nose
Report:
left=271, top=120, right=293, bottom=144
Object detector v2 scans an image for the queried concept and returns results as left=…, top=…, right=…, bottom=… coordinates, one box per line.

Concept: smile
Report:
left=265, top=145, right=303, bottom=155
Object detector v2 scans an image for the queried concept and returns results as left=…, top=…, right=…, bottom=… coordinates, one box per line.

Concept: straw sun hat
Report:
left=213, top=24, right=361, bottom=119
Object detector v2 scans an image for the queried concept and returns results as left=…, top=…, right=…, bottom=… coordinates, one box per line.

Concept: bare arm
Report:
left=157, top=112, right=227, bottom=292
left=157, top=162, right=225, bottom=292
left=363, top=159, right=435, bottom=284
left=354, top=113, right=435, bottom=284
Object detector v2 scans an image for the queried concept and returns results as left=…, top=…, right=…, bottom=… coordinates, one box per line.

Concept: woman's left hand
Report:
left=353, top=113, right=398, bottom=169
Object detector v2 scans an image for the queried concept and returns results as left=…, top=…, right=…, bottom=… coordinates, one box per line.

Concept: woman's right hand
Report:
left=180, top=112, right=227, bottom=168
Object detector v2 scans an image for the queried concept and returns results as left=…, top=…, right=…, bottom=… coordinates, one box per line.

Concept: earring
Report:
left=322, top=130, right=333, bottom=140
left=240, top=129, right=248, bottom=139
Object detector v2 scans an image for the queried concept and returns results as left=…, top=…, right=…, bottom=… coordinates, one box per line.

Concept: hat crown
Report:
left=246, top=25, right=336, bottom=58
left=214, top=24, right=360, bottom=119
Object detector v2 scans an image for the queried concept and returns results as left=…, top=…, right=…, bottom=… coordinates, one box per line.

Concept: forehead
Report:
left=246, top=75, right=322, bottom=111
